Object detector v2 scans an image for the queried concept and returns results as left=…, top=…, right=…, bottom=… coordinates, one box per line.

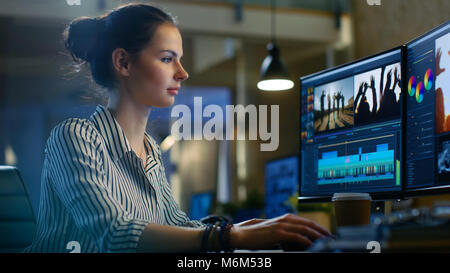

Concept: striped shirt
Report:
left=25, top=105, right=204, bottom=253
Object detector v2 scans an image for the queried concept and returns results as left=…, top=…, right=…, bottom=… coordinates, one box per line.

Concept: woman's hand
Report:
left=230, top=213, right=332, bottom=251
left=234, top=218, right=265, bottom=227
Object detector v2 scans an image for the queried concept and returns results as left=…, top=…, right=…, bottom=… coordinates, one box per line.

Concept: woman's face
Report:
left=126, top=23, right=188, bottom=108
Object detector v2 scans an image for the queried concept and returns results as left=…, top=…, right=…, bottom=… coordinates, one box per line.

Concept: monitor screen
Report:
left=405, top=21, right=450, bottom=195
left=300, top=47, right=404, bottom=200
left=264, top=155, right=299, bottom=218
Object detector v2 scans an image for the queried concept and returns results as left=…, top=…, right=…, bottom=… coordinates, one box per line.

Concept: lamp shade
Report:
left=257, top=43, right=294, bottom=91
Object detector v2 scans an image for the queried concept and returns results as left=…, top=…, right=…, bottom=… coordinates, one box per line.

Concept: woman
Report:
left=25, top=3, right=331, bottom=253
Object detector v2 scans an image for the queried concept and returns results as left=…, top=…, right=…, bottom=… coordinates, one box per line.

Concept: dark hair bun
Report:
left=63, top=4, right=176, bottom=89
left=64, top=16, right=105, bottom=63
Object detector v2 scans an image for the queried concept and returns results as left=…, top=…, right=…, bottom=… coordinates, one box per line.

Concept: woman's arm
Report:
left=137, top=213, right=332, bottom=252
left=137, top=223, right=203, bottom=252
left=47, top=119, right=153, bottom=252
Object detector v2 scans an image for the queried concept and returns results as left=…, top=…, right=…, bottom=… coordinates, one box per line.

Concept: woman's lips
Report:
left=167, top=87, right=179, bottom=95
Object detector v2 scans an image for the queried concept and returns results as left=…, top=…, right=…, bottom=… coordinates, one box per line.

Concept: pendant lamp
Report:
left=257, top=0, right=294, bottom=91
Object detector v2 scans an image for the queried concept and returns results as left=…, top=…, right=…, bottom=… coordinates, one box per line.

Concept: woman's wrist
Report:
left=229, top=225, right=241, bottom=250
left=201, top=220, right=238, bottom=252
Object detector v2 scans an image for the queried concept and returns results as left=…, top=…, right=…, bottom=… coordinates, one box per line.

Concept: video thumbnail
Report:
left=313, top=77, right=354, bottom=133
left=437, top=134, right=450, bottom=183
left=354, top=63, right=402, bottom=126
left=435, top=32, right=450, bottom=134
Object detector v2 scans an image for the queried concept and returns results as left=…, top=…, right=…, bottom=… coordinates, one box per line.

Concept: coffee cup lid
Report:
left=332, top=192, right=371, bottom=201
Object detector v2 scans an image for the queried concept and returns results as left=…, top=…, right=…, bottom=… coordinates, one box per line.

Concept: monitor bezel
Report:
left=403, top=185, right=450, bottom=198
left=405, top=20, right=450, bottom=51
left=298, top=46, right=406, bottom=203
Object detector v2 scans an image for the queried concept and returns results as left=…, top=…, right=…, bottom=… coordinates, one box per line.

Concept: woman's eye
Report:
left=161, top=57, right=172, bottom=63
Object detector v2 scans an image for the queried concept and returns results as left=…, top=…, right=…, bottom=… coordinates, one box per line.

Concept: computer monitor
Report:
left=264, top=155, right=299, bottom=218
left=405, top=21, right=450, bottom=196
left=299, top=47, right=405, bottom=202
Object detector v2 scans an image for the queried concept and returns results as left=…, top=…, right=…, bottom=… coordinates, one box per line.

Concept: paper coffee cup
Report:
left=332, top=193, right=372, bottom=227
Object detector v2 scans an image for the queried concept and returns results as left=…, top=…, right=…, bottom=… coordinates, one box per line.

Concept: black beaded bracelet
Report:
left=219, top=221, right=235, bottom=252
left=224, top=223, right=235, bottom=252
left=200, top=224, right=213, bottom=252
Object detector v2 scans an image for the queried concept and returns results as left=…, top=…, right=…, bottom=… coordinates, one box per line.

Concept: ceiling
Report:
left=192, top=0, right=350, bottom=13
left=0, top=0, right=351, bottom=103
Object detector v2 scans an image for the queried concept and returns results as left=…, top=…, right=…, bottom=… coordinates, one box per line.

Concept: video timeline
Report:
left=317, top=135, right=398, bottom=185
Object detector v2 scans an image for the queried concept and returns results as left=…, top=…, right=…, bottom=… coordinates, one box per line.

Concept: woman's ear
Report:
left=112, top=48, right=131, bottom=77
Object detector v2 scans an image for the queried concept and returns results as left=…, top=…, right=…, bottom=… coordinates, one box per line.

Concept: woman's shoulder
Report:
left=48, top=117, right=102, bottom=146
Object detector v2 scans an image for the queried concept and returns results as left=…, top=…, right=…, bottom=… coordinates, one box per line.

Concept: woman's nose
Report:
left=175, top=64, right=189, bottom=82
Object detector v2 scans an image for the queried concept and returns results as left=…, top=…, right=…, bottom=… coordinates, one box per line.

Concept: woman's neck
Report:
left=107, top=88, right=151, bottom=159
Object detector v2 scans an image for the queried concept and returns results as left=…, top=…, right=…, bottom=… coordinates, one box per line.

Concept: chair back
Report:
left=0, top=165, right=36, bottom=252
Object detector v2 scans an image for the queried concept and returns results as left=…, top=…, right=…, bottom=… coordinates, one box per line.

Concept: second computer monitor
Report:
left=405, top=20, right=450, bottom=195
left=300, top=47, right=404, bottom=200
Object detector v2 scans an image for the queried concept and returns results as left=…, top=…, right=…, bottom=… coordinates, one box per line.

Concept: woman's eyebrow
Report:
left=159, top=49, right=182, bottom=58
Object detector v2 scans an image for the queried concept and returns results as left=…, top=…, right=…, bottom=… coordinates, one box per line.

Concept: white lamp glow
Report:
left=257, top=79, right=294, bottom=91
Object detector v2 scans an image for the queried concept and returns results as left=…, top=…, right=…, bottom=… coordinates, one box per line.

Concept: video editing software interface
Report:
left=406, top=21, right=450, bottom=192
left=300, top=48, right=404, bottom=198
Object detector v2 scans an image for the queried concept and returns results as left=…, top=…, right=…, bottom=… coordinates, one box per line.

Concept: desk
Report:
left=309, top=220, right=450, bottom=252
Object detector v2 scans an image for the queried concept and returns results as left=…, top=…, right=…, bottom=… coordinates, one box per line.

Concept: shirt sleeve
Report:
left=147, top=136, right=206, bottom=228
left=160, top=169, right=205, bottom=228
left=46, top=119, right=151, bottom=252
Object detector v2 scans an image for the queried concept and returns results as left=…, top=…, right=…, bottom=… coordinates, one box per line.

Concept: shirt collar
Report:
left=90, top=105, right=160, bottom=164
left=90, top=105, right=134, bottom=160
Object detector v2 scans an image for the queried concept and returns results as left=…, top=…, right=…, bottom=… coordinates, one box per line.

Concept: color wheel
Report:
left=424, top=68, right=434, bottom=91
left=416, top=82, right=424, bottom=103
left=408, top=76, right=416, bottom=96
